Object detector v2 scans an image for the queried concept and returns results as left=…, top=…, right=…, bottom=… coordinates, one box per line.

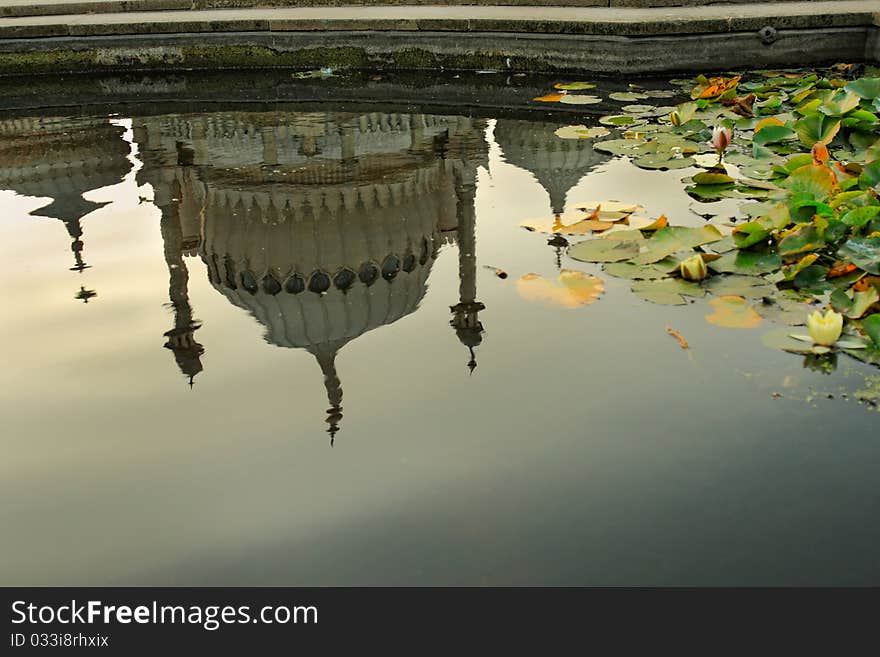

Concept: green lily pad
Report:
left=632, top=225, right=724, bottom=264
left=692, top=172, right=736, bottom=185
left=555, top=81, right=597, bottom=91
left=558, top=94, right=603, bottom=105
left=708, top=249, right=782, bottom=275
left=568, top=235, right=643, bottom=263
left=794, top=113, right=841, bottom=147
left=599, top=114, right=643, bottom=127
left=633, top=154, right=696, bottom=170
left=753, top=125, right=798, bottom=146
left=844, top=77, right=880, bottom=100
left=838, top=237, right=880, bottom=274
left=631, top=278, right=705, bottom=305
left=602, top=260, right=676, bottom=280
left=862, top=314, right=880, bottom=347
left=705, top=274, right=776, bottom=300
left=610, top=91, right=649, bottom=102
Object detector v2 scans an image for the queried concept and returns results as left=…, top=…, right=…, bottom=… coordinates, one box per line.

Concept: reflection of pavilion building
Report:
left=134, top=110, right=488, bottom=442
left=493, top=120, right=610, bottom=266
left=0, top=116, right=132, bottom=285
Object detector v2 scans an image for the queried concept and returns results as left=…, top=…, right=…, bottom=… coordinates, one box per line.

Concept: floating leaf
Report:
left=631, top=278, right=705, bottom=305
left=705, top=295, right=763, bottom=329
left=781, top=163, right=839, bottom=200
left=599, top=114, right=642, bottom=127
left=559, top=94, right=602, bottom=105
left=534, top=93, right=566, bottom=102
left=626, top=214, right=668, bottom=231
left=568, top=234, right=644, bottom=263
left=756, top=293, right=812, bottom=325
left=819, top=90, right=861, bottom=117
left=632, top=225, right=724, bottom=264
left=693, top=171, right=736, bottom=186
left=708, top=249, right=782, bottom=275
left=704, top=274, right=776, bottom=300
left=844, top=287, right=880, bottom=319
left=845, top=77, right=880, bottom=100
left=753, top=125, right=798, bottom=146
left=516, top=270, right=604, bottom=308
left=633, top=154, right=696, bottom=170
left=521, top=212, right=614, bottom=235
left=554, top=125, right=610, bottom=140
left=862, top=314, right=880, bottom=347
left=838, top=237, right=880, bottom=274
left=691, top=75, right=741, bottom=101
left=602, top=259, right=676, bottom=280
left=554, top=81, right=596, bottom=91
left=610, top=91, right=649, bottom=102
left=754, top=117, right=785, bottom=133
left=794, top=113, right=841, bottom=147
left=573, top=201, right=643, bottom=221
left=762, top=327, right=818, bottom=354
left=778, top=224, right=825, bottom=256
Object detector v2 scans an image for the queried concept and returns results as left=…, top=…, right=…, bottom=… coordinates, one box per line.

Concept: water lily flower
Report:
left=806, top=309, right=843, bottom=347
left=679, top=254, right=708, bottom=281
left=710, top=125, right=733, bottom=159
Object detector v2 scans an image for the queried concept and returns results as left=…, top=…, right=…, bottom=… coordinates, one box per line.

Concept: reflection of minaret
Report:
left=493, top=119, right=609, bottom=267
left=159, top=176, right=204, bottom=387
left=0, top=116, right=131, bottom=296
left=450, top=166, right=484, bottom=374
left=313, top=345, right=343, bottom=445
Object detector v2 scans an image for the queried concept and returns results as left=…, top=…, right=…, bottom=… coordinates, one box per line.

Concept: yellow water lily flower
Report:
left=679, top=254, right=708, bottom=281
left=806, top=309, right=843, bottom=347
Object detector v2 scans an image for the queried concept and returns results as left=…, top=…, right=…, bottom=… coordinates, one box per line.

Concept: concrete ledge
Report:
left=0, top=2, right=875, bottom=74
left=0, top=3, right=877, bottom=39
left=0, top=0, right=851, bottom=18
left=0, top=26, right=872, bottom=76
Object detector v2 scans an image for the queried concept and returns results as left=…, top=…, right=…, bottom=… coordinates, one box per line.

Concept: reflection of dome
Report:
left=0, top=116, right=132, bottom=272
left=493, top=119, right=610, bottom=215
left=136, top=110, right=489, bottom=443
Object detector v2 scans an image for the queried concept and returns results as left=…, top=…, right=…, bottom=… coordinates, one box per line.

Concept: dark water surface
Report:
left=1, top=72, right=878, bottom=585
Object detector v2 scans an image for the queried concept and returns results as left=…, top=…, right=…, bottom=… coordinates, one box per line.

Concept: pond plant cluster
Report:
left=524, top=66, right=880, bottom=372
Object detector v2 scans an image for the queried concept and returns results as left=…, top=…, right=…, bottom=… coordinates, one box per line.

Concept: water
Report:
left=1, top=72, right=878, bottom=585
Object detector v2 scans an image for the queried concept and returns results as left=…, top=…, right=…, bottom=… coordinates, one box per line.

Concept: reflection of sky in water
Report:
left=0, top=105, right=878, bottom=586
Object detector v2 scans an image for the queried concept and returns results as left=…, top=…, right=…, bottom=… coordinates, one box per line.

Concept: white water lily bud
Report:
left=679, top=254, right=708, bottom=281
left=710, top=125, right=733, bottom=154
left=807, top=309, right=843, bottom=347
left=670, top=111, right=682, bottom=126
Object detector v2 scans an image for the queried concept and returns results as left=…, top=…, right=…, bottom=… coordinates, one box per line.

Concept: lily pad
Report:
left=554, top=125, right=611, bottom=140
left=610, top=91, right=649, bottom=102
left=633, top=154, right=696, bottom=170
left=705, top=295, right=763, bottom=329
left=554, top=81, right=596, bottom=91
left=632, top=225, right=724, bottom=264
left=862, top=313, right=880, bottom=347
left=558, top=94, right=603, bottom=105
left=631, top=278, right=705, bottom=305
left=516, top=270, right=605, bottom=309
left=838, top=237, right=880, bottom=274
left=708, top=249, right=782, bottom=275
left=704, top=274, right=776, bottom=300
left=568, top=235, right=644, bottom=263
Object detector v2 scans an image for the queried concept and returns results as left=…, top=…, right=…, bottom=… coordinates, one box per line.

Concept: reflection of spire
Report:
left=314, top=346, right=343, bottom=446
left=160, top=179, right=204, bottom=387
left=74, top=285, right=96, bottom=303
left=450, top=168, right=485, bottom=374
left=548, top=231, right=568, bottom=271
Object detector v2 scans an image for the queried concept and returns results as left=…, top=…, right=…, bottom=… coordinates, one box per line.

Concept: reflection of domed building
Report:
left=493, top=119, right=610, bottom=216
left=134, top=110, right=488, bottom=442
left=0, top=116, right=132, bottom=284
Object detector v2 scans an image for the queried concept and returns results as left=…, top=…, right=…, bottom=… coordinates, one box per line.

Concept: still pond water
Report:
left=1, top=72, right=878, bottom=585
